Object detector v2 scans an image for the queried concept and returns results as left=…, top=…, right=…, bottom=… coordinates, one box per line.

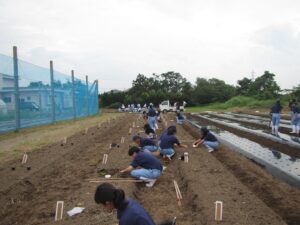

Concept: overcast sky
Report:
left=0, top=0, right=300, bottom=92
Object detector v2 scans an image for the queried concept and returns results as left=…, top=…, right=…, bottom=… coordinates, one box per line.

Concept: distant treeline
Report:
left=99, top=71, right=300, bottom=108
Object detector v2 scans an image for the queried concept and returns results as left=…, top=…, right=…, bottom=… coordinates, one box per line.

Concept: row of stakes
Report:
left=55, top=130, right=128, bottom=221
left=43, top=116, right=224, bottom=222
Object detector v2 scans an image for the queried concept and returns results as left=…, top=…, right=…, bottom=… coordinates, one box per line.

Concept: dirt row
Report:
left=182, top=120, right=300, bottom=225
left=0, top=112, right=297, bottom=224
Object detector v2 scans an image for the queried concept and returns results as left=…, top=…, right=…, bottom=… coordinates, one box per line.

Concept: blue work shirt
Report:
left=271, top=104, right=282, bottom=113
left=148, top=108, right=156, bottom=117
left=292, top=105, right=300, bottom=114
left=202, top=132, right=218, bottom=142
left=160, top=134, right=180, bottom=149
left=140, top=138, right=155, bottom=147
left=117, top=199, right=156, bottom=225
left=131, top=152, right=162, bottom=171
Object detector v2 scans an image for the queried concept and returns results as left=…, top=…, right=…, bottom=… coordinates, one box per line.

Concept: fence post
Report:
left=95, top=80, right=99, bottom=114
left=71, top=70, right=76, bottom=120
left=86, top=75, right=89, bottom=116
left=50, top=61, right=56, bottom=123
left=13, top=46, right=20, bottom=131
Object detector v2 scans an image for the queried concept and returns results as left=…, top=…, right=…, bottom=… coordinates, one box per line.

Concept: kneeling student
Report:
left=132, top=135, right=158, bottom=152
left=193, top=127, right=219, bottom=152
left=159, top=126, right=187, bottom=160
left=120, top=146, right=162, bottom=187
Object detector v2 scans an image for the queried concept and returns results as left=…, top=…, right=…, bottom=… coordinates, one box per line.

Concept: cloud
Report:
left=0, top=0, right=300, bottom=91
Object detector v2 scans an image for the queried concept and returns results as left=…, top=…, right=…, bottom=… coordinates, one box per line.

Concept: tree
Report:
left=250, top=71, right=280, bottom=99
left=236, top=78, right=253, bottom=96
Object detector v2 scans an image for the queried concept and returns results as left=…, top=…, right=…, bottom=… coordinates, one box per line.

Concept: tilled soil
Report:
left=0, top=113, right=297, bottom=225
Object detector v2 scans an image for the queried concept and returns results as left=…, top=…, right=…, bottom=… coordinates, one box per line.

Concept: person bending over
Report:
left=120, top=146, right=162, bottom=187
left=144, top=123, right=156, bottom=139
left=132, top=135, right=158, bottom=153
left=193, top=127, right=219, bottom=153
left=95, top=183, right=176, bottom=225
left=159, top=126, right=187, bottom=160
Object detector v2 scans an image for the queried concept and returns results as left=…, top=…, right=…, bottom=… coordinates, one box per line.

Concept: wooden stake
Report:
left=121, top=137, right=125, bottom=143
left=173, top=180, right=182, bottom=206
left=98, top=122, right=101, bottom=128
left=55, top=201, right=64, bottom=221
left=62, top=137, right=67, bottom=145
left=85, top=128, right=89, bottom=134
left=22, top=153, right=28, bottom=164
left=102, top=154, right=108, bottom=164
left=215, top=201, right=223, bottom=221
left=128, top=128, right=132, bottom=135
left=132, top=122, right=135, bottom=128
left=89, top=179, right=143, bottom=183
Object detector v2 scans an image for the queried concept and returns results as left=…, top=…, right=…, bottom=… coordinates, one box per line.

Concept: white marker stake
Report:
left=102, top=154, right=108, bottom=164
left=22, top=153, right=28, bottom=164
left=215, top=201, right=223, bottom=221
left=62, top=137, right=67, bottom=145
left=109, top=143, right=112, bottom=149
left=133, top=122, right=135, bottom=128
left=121, top=137, right=125, bottom=144
left=55, top=201, right=64, bottom=221
left=98, top=123, right=101, bottom=128
left=129, top=128, right=132, bottom=135
left=85, top=128, right=89, bottom=134
left=184, top=152, right=189, bottom=163
left=165, top=121, right=168, bottom=127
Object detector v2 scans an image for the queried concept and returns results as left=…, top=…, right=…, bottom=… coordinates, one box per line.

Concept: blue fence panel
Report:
left=0, top=54, right=15, bottom=132
left=18, top=59, right=53, bottom=128
left=0, top=52, right=99, bottom=133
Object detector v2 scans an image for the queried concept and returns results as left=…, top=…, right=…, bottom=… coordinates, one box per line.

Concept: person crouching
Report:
left=193, top=127, right=219, bottom=152
left=132, top=135, right=159, bottom=153
left=120, top=146, right=162, bottom=187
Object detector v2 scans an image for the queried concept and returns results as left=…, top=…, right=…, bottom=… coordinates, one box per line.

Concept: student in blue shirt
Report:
left=292, top=104, right=300, bottom=135
left=176, top=112, right=185, bottom=124
left=132, top=135, right=158, bottom=153
left=193, top=127, right=219, bottom=152
left=144, top=123, right=156, bottom=139
left=120, top=146, right=162, bottom=187
left=159, top=126, right=187, bottom=160
left=148, top=104, right=157, bottom=131
left=95, top=183, right=175, bottom=225
left=94, top=183, right=156, bottom=225
left=289, top=99, right=297, bottom=133
left=270, top=100, right=282, bottom=136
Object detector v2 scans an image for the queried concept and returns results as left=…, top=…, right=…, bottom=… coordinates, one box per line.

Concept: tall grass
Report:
left=186, top=96, right=289, bottom=112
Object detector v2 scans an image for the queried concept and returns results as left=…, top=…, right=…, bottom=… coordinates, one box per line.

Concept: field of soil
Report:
left=0, top=112, right=299, bottom=225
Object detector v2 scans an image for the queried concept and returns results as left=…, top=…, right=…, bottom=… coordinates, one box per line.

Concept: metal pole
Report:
left=71, top=70, right=76, bottom=120
left=86, top=75, right=89, bottom=116
left=50, top=61, right=56, bottom=123
left=95, top=80, right=99, bottom=114
left=13, top=46, right=20, bottom=131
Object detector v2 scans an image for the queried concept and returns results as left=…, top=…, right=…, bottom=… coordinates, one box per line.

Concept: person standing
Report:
left=147, top=104, right=157, bottom=131
left=292, top=103, right=300, bottom=135
left=120, top=146, right=162, bottom=187
left=270, top=100, right=282, bottom=136
left=289, top=99, right=297, bottom=133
